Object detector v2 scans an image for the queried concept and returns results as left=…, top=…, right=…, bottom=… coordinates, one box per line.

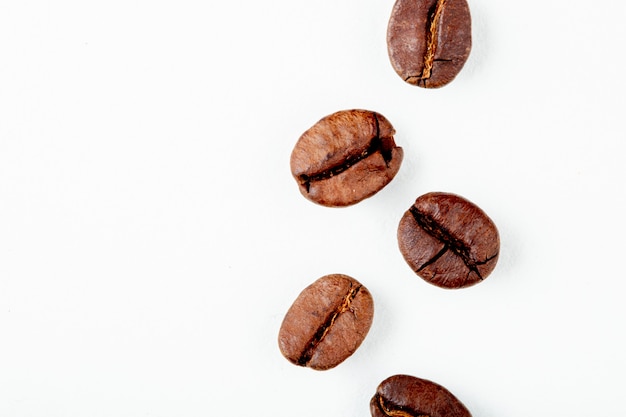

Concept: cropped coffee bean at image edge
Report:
left=387, top=0, right=472, bottom=88
left=370, top=374, right=472, bottom=417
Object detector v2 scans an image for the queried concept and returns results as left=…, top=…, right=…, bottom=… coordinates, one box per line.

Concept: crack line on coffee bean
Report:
left=463, top=252, right=499, bottom=282
left=298, top=118, right=395, bottom=192
left=409, top=206, right=498, bottom=279
left=373, top=113, right=393, bottom=166
left=417, top=244, right=449, bottom=272
left=297, top=283, right=362, bottom=366
left=420, top=0, right=446, bottom=84
left=405, top=59, right=452, bottom=82
left=375, top=394, right=429, bottom=417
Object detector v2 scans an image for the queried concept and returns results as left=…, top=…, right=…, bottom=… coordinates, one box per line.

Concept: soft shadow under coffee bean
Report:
left=290, top=109, right=403, bottom=207
left=371, top=374, right=472, bottom=417
left=278, top=274, right=374, bottom=370
left=387, top=0, right=472, bottom=88
left=398, top=192, right=499, bottom=289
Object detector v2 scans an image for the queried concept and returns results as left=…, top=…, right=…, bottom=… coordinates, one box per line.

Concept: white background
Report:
left=1, top=0, right=625, bottom=416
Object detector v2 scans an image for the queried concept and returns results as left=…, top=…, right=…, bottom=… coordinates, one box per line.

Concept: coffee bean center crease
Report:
left=419, top=0, right=446, bottom=82
left=401, top=0, right=449, bottom=86
left=375, top=394, right=429, bottom=417
left=409, top=206, right=498, bottom=281
left=297, top=283, right=362, bottom=366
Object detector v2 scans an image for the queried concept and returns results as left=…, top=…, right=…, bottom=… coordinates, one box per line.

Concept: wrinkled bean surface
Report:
left=290, top=109, right=403, bottom=207
left=398, top=192, right=499, bottom=289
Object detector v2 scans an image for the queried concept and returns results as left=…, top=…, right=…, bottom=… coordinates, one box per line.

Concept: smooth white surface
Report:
left=1, top=0, right=625, bottom=415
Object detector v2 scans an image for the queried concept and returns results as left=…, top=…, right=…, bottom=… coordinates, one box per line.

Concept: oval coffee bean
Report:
left=278, top=274, right=374, bottom=370
left=387, top=0, right=472, bottom=88
left=371, top=374, right=472, bottom=417
left=398, top=192, right=499, bottom=289
left=290, top=109, right=403, bottom=207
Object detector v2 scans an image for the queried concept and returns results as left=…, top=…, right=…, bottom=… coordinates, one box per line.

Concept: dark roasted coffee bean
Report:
left=398, top=192, right=499, bottom=289
left=278, top=274, right=374, bottom=370
left=290, top=109, right=403, bottom=207
left=371, top=374, right=472, bottom=417
left=387, top=0, right=472, bottom=88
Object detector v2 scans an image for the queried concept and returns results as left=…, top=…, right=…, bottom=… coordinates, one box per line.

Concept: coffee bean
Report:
left=387, top=0, right=472, bottom=88
left=398, top=192, right=499, bottom=289
left=290, top=109, right=403, bottom=207
left=278, top=274, right=374, bottom=370
left=371, top=374, right=472, bottom=417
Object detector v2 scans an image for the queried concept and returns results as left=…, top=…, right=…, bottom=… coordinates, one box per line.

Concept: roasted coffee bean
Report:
left=278, top=274, right=374, bottom=370
left=387, top=0, right=472, bottom=88
left=371, top=374, right=472, bottom=417
left=398, top=192, right=499, bottom=289
left=290, top=109, right=403, bottom=207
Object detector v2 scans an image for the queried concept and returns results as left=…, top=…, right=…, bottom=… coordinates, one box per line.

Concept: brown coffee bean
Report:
left=277, top=274, right=374, bottom=370
left=398, top=192, right=499, bottom=289
left=371, top=374, right=472, bottom=417
left=290, top=109, right=403, bottom=207
left=387, top=0, right=472, bottom=88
